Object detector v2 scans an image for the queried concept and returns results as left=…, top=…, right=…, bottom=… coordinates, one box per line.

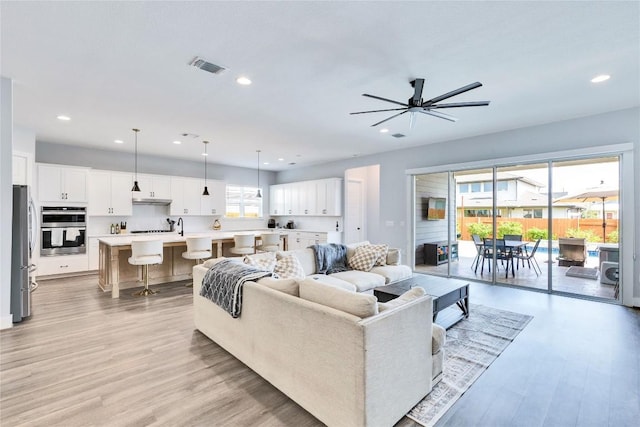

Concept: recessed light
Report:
left=591, top=74, right=610, bottom=83
left=236, top=76, right=252, bottom=85
left=263, top=162, right=269, bottom=165
left=201, top=152, right=208, bottom=156
left=278, top=158, right=284, bottom=161
left=114, top=139, right=124, bottom=144
left=57, top=115, right=71, bottom=121
left=173, top=140, right=182, bottom=145
left=379, top=128, right=389, bottom=133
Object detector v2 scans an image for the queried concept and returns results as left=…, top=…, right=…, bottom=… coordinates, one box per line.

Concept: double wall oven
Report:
left=40, top=206, right=86, bottom=256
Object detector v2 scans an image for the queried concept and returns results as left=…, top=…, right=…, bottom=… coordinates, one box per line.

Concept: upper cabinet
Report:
left=200, top=180, right=226, bottom=216
left=88, top=170, right=133, bottom=216
left=269, top=178, right=342, bottom=216
left=134, top=174, right=171, bottom=200
left=37, top=164, right=89, bottom=203
left=170, top=177, right=202, bottom=216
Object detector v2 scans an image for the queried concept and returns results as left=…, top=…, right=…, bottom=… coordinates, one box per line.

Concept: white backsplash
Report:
left=87, top=204, right=268, bottom=236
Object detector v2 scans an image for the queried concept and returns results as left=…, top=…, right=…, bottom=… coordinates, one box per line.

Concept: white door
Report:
left=345, top=179, right=365, bottom=243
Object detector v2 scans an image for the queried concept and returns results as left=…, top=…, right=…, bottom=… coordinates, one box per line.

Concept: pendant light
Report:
left=256, top=149, right=262, bottom=198
left=131, top=128, right=141, bottom=192
left=202, top=140, right=210, bottom=196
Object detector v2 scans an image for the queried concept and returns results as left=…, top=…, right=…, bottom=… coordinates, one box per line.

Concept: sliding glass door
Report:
left=413, top=155, right=621, bottom=303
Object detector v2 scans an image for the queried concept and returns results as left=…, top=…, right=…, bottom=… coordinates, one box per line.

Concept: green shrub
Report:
left=497, top=222, right=523, bottom=238
left=565, top=228, right=600, bottom=242
left=607, top=230, right=618, bottom=243
left=526, top=227, right=549, bottom=241
left=467, top=223, right=492, bottom=239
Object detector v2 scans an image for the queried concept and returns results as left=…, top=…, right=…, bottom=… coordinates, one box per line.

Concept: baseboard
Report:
left=0, top=315, right=14, bottom=330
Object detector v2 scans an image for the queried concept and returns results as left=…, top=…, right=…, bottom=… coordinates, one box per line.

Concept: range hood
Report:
left=132, top=197, right=172, bottom=206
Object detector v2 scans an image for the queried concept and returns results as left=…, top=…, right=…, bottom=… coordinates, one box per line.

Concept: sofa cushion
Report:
left=346, top=240, right=370, bottom=260
left=256, top=277, right=299, bottom=296
left=329, top=270, right=386, bottom=292
left=299, top=278, right=378, bottom=318
left=243, top=252, right=277, bottom=272
left=308, top=274, right=357, bottom=292
left=378, top=287, right=426, bottom=312
left=370, top=265, right=413, bottom=284
left=432, top=323, right=446, bottom=354
left=349, top=245, right=387, bottom=271
left=202, top=256, right=242, bottom=268
left=274, top=254, right=306, bottom=280
left=386, top=248, right=401, bottom=265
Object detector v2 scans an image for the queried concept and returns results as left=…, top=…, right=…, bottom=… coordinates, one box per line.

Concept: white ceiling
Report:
left=2, top=1, right=638, bottom=171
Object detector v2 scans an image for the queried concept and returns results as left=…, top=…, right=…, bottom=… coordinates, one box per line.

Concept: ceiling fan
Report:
left=350, top=78, right=490, bottom=128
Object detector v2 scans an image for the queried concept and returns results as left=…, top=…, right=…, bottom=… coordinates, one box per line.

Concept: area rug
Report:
left=565, top=266, right=599, bottom=280
left=407, top=304, right=533, bottom=427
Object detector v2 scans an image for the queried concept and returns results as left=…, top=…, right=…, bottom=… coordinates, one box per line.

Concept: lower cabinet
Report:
left=286, top=231, right=341, bottom=250
left=423, top=241, right=459, bottom=265
left=37, top=254, right=89, bottom=276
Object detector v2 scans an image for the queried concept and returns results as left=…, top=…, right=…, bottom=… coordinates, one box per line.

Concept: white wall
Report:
left=1, top=77, right=14, bottom=328
left=277, top=107, right=640, bottom=304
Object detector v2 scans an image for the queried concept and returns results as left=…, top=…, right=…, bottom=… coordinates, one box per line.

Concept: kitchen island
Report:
left=98, top=231, right=288, bottom=298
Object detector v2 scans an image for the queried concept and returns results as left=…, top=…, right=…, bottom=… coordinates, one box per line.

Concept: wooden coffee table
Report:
left=374, top=275, right=469, bottom=328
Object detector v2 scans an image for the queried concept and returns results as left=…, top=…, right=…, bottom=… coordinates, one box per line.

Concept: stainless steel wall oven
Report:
left=40, top=206, right=87, bottom=256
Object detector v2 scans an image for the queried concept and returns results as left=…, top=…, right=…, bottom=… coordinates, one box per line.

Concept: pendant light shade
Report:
left=202, top=140, right=210, bottom=196
left=256, top=150, right=262, bottom=198
left=131, top=128, right=141, bottom=192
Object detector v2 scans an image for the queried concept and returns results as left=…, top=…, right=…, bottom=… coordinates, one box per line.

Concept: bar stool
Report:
left=256, top=233, right=280, bottom=252
left=182, top=236, right=212, bottom=287
left=128, top=240, right=163, bottom=296
left=230, top=234, right=255, bottom=256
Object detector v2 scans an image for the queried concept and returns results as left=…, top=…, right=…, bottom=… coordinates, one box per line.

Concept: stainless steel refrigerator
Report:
left=11, top=185, right=37, bottom=323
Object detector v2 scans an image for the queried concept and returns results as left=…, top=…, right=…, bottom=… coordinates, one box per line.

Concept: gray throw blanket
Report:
left=312, top=243, right=348, bottom=274
left=200, top=259, right=271, bottom=318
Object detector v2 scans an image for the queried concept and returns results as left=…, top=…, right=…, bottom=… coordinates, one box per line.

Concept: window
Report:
left=459, top=183, right=469, bottom=193
left=523, top=208, right=543, bottom=219
left=470, top=182, right=481, bottom=192
left=483, top=181, right=493, bottom=192
left=226, top=185, right=262, bottom=218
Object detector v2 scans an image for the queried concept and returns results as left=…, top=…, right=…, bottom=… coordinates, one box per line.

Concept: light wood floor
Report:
left=1, top=275, right=638, bottom=426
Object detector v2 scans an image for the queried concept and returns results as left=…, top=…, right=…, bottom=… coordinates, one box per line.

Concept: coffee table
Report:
left=374, top=274, right=469, bottom=328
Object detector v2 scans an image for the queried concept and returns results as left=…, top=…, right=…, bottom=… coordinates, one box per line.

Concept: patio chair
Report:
left=481, top=238, right=514, bottom=278
left=514, top=238, right=542, bottom=276
left=504, top=234, right=526, bottom=266
left=471, top=234, right=484, bottom=271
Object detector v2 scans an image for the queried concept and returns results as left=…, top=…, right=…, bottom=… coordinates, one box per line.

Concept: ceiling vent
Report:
left=189, top=57, right=227, bottom=75
left=391, top=133, right=406, bottom=138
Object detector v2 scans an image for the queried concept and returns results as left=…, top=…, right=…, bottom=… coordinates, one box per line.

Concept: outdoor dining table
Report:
left=479, top=239, right=531, bottom=278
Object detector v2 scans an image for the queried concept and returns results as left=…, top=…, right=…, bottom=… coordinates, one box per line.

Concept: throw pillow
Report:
left=299, top=278, right=378, bottom=318
left=370, top=244, right=389, bottom=266
left=243, top=252, right=277, bottom=272
left=349, top=244, right=387, bottom=271
left=386, top=248, right=401, bottom=265
left=378, top=287, right=426, bottom=312
left=273, top=254, right=306, bottom=280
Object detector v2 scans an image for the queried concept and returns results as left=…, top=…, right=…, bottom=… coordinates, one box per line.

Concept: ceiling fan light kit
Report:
left=351, top=77, right=490, bottom=129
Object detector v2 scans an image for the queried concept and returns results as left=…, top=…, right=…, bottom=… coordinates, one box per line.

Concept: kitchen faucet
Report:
left=177, top=217, right=184, bottom=236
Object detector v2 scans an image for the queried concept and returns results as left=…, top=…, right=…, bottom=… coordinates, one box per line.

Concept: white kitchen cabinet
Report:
left=37, top=254, right=88, bottom=276
left=269, top=178, right=342, bottom=216
left=88, top=238, right=100, bottom=270
left=269, top=184, right=284, bottom=215
left=37, top=164, right=88, bottom=203
left=286, top=231, right=341, bottom=250
left=88, top=170, right=133, bottom=216
left=12, top=152, right=32, bottom=185
left=315, top=178, right=343, bottom=216
left=134, top=174, right=171, bottom=200
left=200, top=180, right=226, bottom=215
left=170, top=177, right=202, bottom=216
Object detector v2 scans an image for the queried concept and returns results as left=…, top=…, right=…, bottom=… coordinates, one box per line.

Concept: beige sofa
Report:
left=193, top=263, right=444, bottom=427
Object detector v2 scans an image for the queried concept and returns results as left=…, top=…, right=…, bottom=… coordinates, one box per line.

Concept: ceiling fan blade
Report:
left=362, top=93, right=408, bottom=107
left=419, top=109, right=459, bottom=122
left=371, top=110, right=409, bottom=127
left=429, top=101, right=490, bottom=108
left=350, top=107, right=408, bottom=115
left=422, top=82, right=483, bottom=106
left=410, top=78, right=425, bottom=105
